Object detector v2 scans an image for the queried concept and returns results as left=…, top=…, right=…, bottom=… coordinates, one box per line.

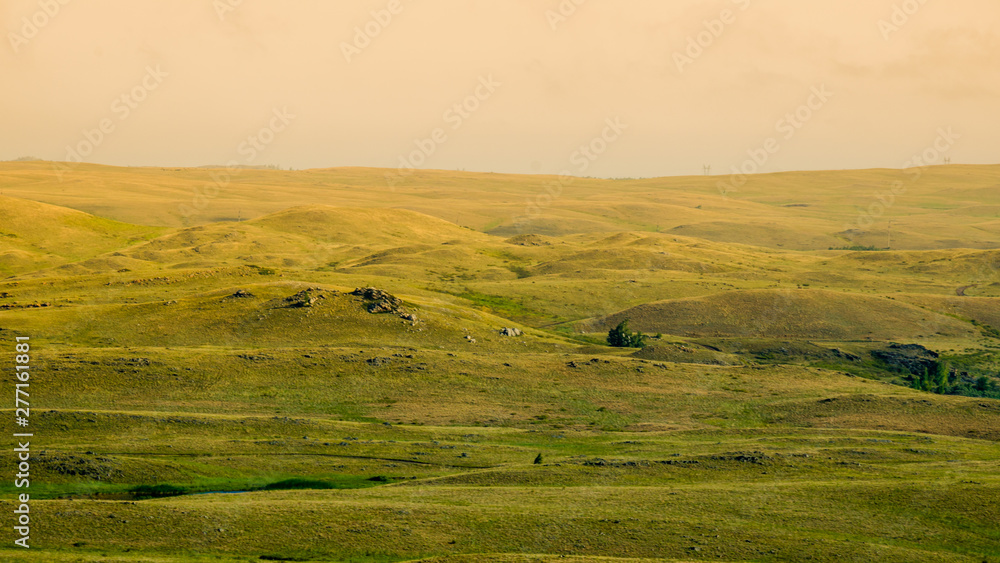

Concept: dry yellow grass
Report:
left=3, top=161, right=1000, bottom=251
left=592, top=288, right=975, bottom=340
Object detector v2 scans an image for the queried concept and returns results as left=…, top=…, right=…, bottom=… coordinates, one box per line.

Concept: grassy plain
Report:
left=0, top=161, right=998, bottom=562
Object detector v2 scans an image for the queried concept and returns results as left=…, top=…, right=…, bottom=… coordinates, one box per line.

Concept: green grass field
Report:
left=0, top=161, right=998, bottom=562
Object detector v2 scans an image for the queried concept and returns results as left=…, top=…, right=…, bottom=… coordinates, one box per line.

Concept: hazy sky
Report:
left=2, top=0, right=998, bottom=177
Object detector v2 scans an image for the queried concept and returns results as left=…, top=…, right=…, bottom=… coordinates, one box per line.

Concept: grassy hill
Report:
left=591, top=288, right=975, bottom=340
left=3, top=161, right=1000, bottom=250
left=0, top=163, right=999, bottom=562
left=0, top=195, right=163, bottom=276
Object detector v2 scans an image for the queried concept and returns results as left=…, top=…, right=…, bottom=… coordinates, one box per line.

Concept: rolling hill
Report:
left=3, top=160, right=1000, bottom=251
left=0, top=195, right=162, bottom=276
left=1, top=162, right=999, bottom=563
left=590, top=288, right=975, bottom=340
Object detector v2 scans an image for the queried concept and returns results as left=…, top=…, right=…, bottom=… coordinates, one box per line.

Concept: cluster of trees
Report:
left=607, top=319, right=647, bottom=348
left=909, top=362, right=950, bottom=393
left=907, top=361, right=1000, bottom=399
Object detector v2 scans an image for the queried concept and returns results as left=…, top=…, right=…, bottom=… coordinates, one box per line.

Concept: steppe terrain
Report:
left=1, top=161, right=998, bottom=562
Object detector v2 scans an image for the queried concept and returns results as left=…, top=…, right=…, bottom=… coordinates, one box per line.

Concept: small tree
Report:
left=975, top=376, right=991, bottom=393
left=608, top=321, right=626, bottom=347
left=933, top=361, right=950, bottom=393
left=607, top=319, right=647, bottom=348
left=916, top=368, right=932, bottom=392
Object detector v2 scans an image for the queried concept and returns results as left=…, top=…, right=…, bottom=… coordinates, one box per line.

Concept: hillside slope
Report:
left=2, top=163, right=1000, bottom=563
left=591, top=289, right=975, bottom=340
left=3, top=161, right=1000, bottom=251
left=0, top=195, right=162, bottom=276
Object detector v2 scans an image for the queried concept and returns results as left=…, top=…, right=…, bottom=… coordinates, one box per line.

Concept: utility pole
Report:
left=703, top=165, right=711, bottom=176
left=887, top=220, right=892, bottom=250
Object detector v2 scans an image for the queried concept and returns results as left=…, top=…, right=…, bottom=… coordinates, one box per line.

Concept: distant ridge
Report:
left=1, top=161, right=999, bottom=250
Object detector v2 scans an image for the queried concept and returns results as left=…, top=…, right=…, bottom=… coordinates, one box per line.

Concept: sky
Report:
left=1, top=0, right=998, bottom=178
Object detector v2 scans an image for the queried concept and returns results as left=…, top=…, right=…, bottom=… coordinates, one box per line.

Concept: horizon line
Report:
left=2, top=158, right=997, bottom=182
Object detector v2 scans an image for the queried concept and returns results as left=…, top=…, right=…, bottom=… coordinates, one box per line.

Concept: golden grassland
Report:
left=0, top=161, right=999, bottom=561
left=1, top=161, right=999, bottom=248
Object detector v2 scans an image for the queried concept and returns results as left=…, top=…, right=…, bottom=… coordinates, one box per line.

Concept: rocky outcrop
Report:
left=351, top=287, right=403, bottom=314
left=504, top=234, right=550, bottom=246
left=871, top=343, right=939, bottom=375
left=284, top=288, right=331, bottom=308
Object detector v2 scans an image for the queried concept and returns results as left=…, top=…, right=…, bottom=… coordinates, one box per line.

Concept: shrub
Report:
left=130, top=484, right=187, bottom=499
left=607, top=319, right=647, bottom=348
left=263, top=478, right=336, bottom=490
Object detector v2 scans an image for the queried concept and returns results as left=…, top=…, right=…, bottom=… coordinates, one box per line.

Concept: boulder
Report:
left=283, top=288, right=331, bottom=308
left=352, top=287, right=402, bottom=314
